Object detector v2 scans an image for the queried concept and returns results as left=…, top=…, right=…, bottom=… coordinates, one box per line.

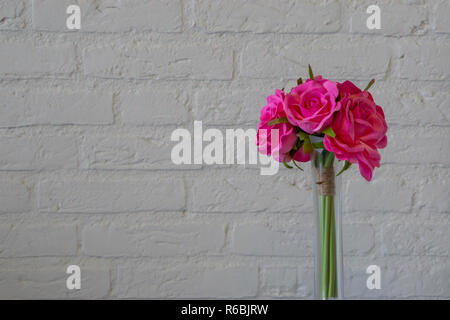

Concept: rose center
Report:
left=308, top=98, right=320, bottom=109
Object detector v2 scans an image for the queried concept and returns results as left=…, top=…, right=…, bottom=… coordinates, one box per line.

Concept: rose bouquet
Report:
left=256, top=66, right=388, bottom=299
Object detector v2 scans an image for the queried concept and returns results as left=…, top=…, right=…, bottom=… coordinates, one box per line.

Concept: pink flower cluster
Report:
left=257, top=75, right=388, bottom=181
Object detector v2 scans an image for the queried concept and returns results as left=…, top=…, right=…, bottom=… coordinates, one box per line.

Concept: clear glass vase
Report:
left=311, top=148, right=344, bottom=300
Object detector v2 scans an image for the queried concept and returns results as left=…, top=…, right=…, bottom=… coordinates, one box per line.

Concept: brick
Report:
left=340, top=259, right=370, bottom=298
left=83, top=42, right=233, bottom=80
left=371, top=82, right=450, bottom=126
left=297, top=266, right=315, bottom=297
left=81, top=131, right=201, bottom=170
left=343, top=258, right=394, bottom=298
left=345, top=166, right=413, bottom=213
left=195, top=0, right=341, bottom=33
left=0, top=0, right=25, bottom=30
left=261, top=266, right=298, bottom=296
left=434, top=0, right=450, bottom=33
left=191, top=172, right=312, bottom=213
left=348, top=2, right=428, bottom=35
left=82, top=222, right=225, bottom=257
left=343, top=223, right=374, bottom=256
left=0, top=263, right=110, bottom=299
left=241, top=37, right=391, bottom=80
left=121, top=88, right=189, bottom=126
left=344, top=257, right=411, bottom=298
left=117, top=263, right=258, bottom=298
left=253, top=265, right=314, bottom=298
left=418, top=179, right=450, bottom=213
left=0, top=89, right=113, bottom=127
left=81, top=135, right=168, bottom=170
left=0, top=178, right=32, bottom=213
left=194, top=88, right=265, bottom=125
left=383, top=222, right=450, bottom=256
left=38, top=175, right=185, bottom=213
left=0, top=135, right=77, bottom=170
left=232, top=223, right=313, bottom=256
left=397, top=39, right=450, bottom=80
left=0, top=224, right=77, bottom=257
left=0, top=43, right=75, bottom=78
left=345, top=257, right=450, bottom=298
left=408, top=161, right=450, bottom=215
left=384, top=127, right=450, bottom=165
left=32, top=0, right=182, bottom=32
left=418, top=260, right=450, bottom=297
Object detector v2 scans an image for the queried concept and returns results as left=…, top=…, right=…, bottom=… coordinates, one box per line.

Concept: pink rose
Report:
left=291, top=147, right=311, bottom=162
left=257, top=89, right=310, bottom=163
left=284, top=76, right=339, bottom=134
left=323, top=81, right=388, bottom=181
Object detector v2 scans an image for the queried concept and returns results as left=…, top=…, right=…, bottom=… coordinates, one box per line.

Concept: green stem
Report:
left=322, top=195, right=331, bottom=299
left=318, top=151, right=338, bottom=299
left=328, top=198, right=336, bottom=298
left=319, top=195, right=326, bottom=299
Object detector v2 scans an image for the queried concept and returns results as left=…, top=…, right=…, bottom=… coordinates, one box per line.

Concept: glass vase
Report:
left=311, top=148, right=344, bottom=300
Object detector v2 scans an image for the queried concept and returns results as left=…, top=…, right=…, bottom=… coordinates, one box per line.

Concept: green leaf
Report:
left=267, top=117, right=289, bottom=126
left=298, top=131, right=308, bottom=141
left=283, top=159, right=293, bottom=169
left=363, top=79, right=375, bottom=91
left=297, top=77, right=303, bottom=85
left=292, top=137, right=305, bottom=152
left=336, top=161, right=351, bottom=176
left=308, top=64, right=314, bottom=80
left=292, top=160, right=304, bottom=171
left=322, top=126, right=336, bottom=138
left=312, top=141, right=324, bottom=149
left=294, top=137, right=302, bottom=150
left=302, top=135, right=314, bottom=154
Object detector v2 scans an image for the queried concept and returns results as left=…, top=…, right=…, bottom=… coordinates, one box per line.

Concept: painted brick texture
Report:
left=0, top=0, right=448, bottom=299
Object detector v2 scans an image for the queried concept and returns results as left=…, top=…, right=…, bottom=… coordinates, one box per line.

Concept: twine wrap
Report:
left=317, top=167, right=335, bottom=196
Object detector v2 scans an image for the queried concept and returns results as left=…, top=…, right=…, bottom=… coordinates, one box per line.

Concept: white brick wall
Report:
left=0, top=0, right=448, bottom=299
left=0, top=89, right=113, bottom=127
left=195, top=0, right=341, bottom=33
left=83, top=42, right=233, bottom=80
left=0, top=42, right=76, bottom=78
left=241, top=36, right=392, bottom=80
left=32, top=0, right=183, bottom=32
